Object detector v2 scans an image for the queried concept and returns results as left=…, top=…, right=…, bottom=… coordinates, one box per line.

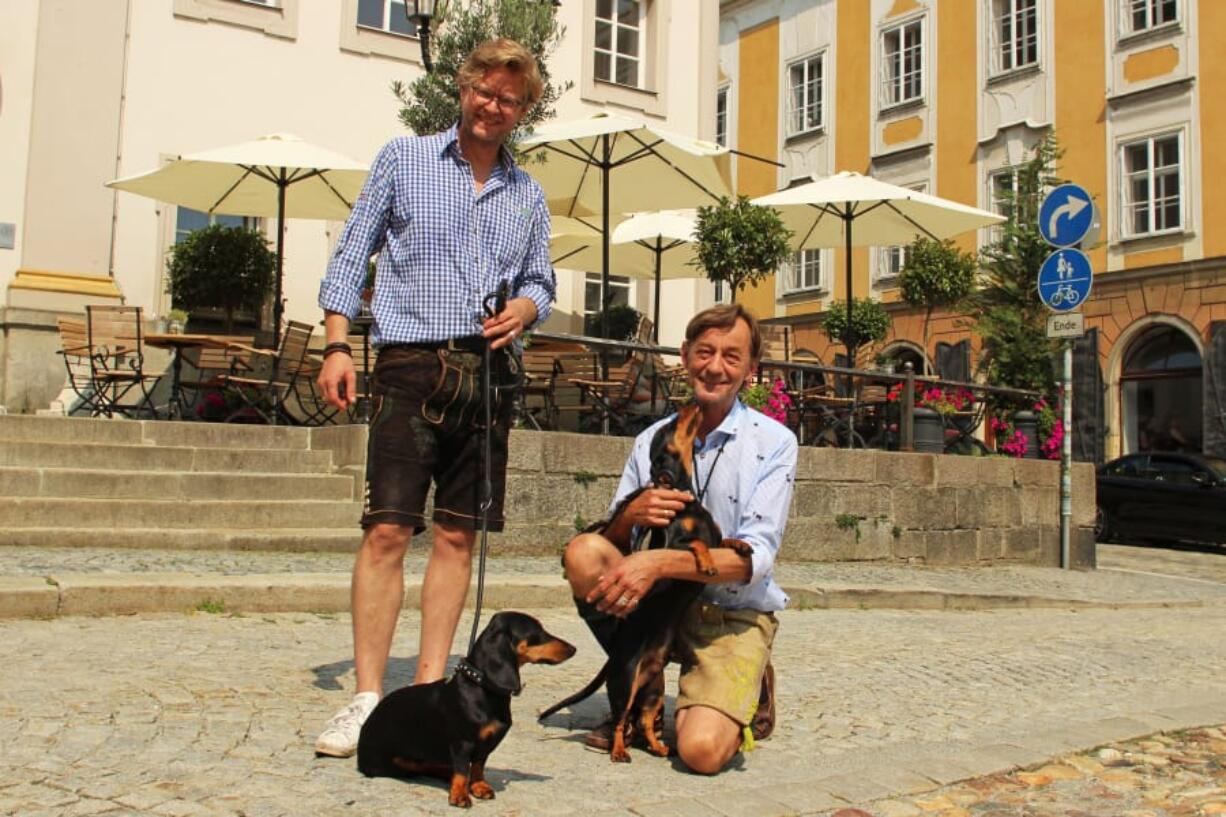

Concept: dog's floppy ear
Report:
left=471, top=613, right=523, bottom=695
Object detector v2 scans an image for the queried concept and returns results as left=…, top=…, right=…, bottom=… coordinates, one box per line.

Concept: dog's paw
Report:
left=448, top=793, right=474, bottom=809
left=611, top=748, right=632, bottom=763
left=647, top=741, right=671, bottom=758
left=469, top=781, right=495, bottom=800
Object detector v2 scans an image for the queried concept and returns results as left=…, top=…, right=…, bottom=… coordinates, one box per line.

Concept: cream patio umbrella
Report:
left=550, top=210, right=700, bottom=342
left=107, top=133, right=369, bottom=345
left=519, top=112, right=735, bottom=339
left=752, top=171, right=1004, bottom=363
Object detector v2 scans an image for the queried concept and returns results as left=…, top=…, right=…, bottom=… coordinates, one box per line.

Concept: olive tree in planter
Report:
left=819, top=297, right=891, bottom=368
left=898, top=237, right=977, bottom=374
left=693, top=196, right=793, bottom=303
left=166, top=224, right=275, bottom=334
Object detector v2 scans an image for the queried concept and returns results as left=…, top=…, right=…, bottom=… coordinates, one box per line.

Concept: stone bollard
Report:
left=1012, top=410, right=1040, bottom=458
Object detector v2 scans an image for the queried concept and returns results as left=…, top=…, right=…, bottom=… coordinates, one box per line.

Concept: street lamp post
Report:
left=405, top=0, right=447, bottom=73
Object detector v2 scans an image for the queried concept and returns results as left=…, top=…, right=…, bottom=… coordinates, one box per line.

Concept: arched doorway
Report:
left=877, top=343, right=928, bottom=375
left=1121, top=325, right=1203, bottom=453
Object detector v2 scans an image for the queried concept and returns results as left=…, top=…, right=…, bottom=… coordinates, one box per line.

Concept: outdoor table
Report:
left=145, top=333, right=247, bottom=420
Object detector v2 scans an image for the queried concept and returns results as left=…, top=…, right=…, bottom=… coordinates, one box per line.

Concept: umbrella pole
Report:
left=600, top=134, right=611, bottom=344
left=653, top=238, right=661, bottom=343
left=844, top=210, right=853, bottom=370
left=273, top=172, right=287, bottom=348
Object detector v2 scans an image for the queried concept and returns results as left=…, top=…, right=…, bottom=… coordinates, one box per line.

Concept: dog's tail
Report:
left=537, top=659, right=610, bottom=722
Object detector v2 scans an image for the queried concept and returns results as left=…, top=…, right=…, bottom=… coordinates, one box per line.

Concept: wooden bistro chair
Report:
left=176, top=337, right=255, bottom=421
left=65, top=305, right=162, bottom=418
left=216, top=320, right=316, bottom=424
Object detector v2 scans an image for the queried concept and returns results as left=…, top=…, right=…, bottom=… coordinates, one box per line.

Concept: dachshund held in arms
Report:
left=358, top=612, right=576, bottom=808
left=539, top=402, right=753, bottom=762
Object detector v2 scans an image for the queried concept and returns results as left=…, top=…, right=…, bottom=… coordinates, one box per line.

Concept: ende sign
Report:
left=1046, top=312, right=1085, bottom=339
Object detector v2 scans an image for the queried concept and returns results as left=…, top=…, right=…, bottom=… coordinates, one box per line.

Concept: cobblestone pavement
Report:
left=3, top=603, right=1226, bottom=816
left=3, top=543, right=1225, bottom=605
left=836, top=725, right=1226, bottom=817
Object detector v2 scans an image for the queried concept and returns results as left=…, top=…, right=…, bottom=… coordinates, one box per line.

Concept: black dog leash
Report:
left=467, top=281, right=509, bottom=653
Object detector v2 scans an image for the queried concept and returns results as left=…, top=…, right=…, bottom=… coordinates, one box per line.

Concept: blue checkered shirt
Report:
left=610, top=400, right=798, bottom=612
left=318, top=126, right=555, bottom=345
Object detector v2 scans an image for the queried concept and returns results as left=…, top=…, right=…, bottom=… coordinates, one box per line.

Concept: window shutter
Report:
left=1072, top=328, right=1105, bottom=463
left=1204, top=321, right=1226, bottom=458
left=935, top=340, right=970, bottom=382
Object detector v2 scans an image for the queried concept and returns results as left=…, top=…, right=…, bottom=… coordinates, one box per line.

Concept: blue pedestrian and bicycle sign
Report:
left=1037, top=248, right=1092, bottom=312
left=1038, top=183, right=1094, bottom=248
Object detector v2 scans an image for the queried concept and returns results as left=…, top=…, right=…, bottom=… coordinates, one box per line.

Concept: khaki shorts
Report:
left=675, top=601, right=778, bottom=727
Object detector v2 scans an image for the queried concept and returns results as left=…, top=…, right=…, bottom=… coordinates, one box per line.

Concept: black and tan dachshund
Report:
left=357, top=611, right=576, bottom=808
left=540, top=403, right=753, bottom=762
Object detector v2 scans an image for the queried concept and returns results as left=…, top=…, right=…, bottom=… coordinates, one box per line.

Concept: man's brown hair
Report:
left=457, top=38, right=544, bottom=109
left=684, top=304, right=762, bottom=361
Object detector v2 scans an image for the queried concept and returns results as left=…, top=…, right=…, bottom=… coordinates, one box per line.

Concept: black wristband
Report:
left=322, top=342, right=353, bottom=359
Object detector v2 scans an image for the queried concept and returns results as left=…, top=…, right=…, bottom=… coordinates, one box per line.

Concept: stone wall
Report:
left=310, top=426, right=1096, bottom=567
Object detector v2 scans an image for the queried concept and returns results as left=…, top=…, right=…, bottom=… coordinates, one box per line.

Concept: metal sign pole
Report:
left=1060, top=338, right=1073, bottom=569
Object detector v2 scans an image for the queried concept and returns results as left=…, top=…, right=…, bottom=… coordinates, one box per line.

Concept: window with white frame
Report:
left=356, top=0, right=415, bottom=37
left=786, top=53, right=824, bottom=136
left=715, top=85, right=729, bottom=147
left=877, top=185, right=926, bottom=280
left=987, top=166, right=1019, bottom=241
left=992, top=0, right=1038, bottom=75
left=595, top=0, right=644, bottom=88
left=174, top=208, right=260, bottom=245
left=583, top=272, right=632, bottom=334
left=781, top=249, right=824, bottom=294
left=714, top=278, right=729, bottom=304
left=881, top=18, right=923, bottom=107
left=1125, top=0, right=1178, bottom=36
left=1121, top=132, right=1182, bottom=237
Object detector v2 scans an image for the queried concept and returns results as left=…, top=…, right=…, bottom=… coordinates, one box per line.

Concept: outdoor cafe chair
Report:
left=55, top=306, right=162, bottom=419
left=216, top=320, right=315, bottom=424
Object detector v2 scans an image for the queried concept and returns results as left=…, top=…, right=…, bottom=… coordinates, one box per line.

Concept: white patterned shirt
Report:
left=610, top=400, right=798, bottom=612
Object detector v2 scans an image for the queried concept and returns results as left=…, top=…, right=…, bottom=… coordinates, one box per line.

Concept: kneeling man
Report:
left=562, top=304, right=798, bottom=774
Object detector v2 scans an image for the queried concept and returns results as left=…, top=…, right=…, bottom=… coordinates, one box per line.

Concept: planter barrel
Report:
left=913, top=406, right=944, bottom=454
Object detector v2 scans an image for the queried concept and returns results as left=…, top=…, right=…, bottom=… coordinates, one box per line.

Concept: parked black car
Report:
left=1096, top=452, right=1226, bottom=546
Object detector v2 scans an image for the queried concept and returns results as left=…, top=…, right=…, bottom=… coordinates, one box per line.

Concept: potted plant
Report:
left=693, top=196, right=793, bottom=303
left=166, top=308, right=189, bottom=335
left=166, top=224, right=275, bottom=334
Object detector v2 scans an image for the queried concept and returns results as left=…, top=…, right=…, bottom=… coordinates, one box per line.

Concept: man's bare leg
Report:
left=674, top=706, right=743, bottom=775
left=414, top=520, right=476, bottom=684
left=562, top=532, right=623, bottom=599
left=352, top=522, right=413, bottom=696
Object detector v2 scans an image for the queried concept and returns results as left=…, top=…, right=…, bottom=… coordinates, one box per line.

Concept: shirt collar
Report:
left=438, top=124, right=517, bottom=175
left=699, top=399, right=744, bottom=449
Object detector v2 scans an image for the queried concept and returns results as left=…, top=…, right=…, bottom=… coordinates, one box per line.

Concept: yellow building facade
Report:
left=718, top=0, right=1226, bottom=460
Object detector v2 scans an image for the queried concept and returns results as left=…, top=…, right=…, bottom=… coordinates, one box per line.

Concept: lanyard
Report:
left=693, top=439, right=728, bottom=505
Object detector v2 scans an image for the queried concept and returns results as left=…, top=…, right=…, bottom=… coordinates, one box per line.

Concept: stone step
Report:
left=0, top=467, right=355, bottom=502
left=0, top=440, right=334, bottom=473
left=0, top=523, right=572, bottom=555
left=0, top=414, right=312, bottom=450
left=0, top=528, right=363, bottom=552
left=0, top=498, right=363, bottom=530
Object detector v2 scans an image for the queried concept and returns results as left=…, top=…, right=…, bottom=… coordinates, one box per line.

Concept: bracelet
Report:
left=322, top=342, right=353, bottom=359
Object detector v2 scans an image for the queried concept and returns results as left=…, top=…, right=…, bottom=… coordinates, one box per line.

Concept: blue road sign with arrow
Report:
left=1037, top=248, right=1092, bottom=312
left=1039, top=183, right=1094, bottom=247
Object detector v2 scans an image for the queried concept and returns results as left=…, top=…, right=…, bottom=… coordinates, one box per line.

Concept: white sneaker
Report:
left=315, top=691, right=379, bottom=758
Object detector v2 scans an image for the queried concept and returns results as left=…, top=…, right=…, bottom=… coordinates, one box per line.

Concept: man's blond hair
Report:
left=457, top=38, right=544, bottom=109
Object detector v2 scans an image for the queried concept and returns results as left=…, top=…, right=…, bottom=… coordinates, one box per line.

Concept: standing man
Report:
left=562, top=304, right=797, bottom=774
left=313, top=38, right=555, bottom=758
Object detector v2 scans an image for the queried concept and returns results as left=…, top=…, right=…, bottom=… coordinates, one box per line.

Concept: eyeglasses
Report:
left=468, top=84, right=523, bottom=112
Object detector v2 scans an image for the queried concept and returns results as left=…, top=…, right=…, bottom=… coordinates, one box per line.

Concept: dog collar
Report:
left=454, top=659, right=520, bottom=697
